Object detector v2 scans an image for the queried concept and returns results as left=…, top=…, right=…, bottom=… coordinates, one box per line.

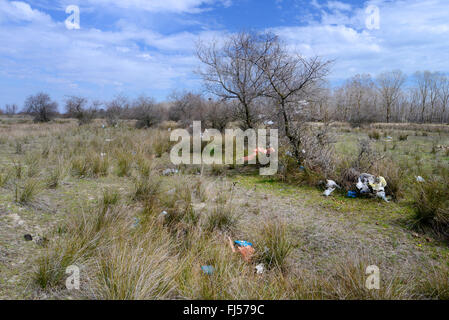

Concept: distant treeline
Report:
left=2, top=32, right=448, bottom=128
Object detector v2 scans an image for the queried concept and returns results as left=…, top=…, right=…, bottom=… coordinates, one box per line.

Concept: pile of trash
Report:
left=323, top=173, right=390, bottom=202
left=355, top=173, right=389, bottom=202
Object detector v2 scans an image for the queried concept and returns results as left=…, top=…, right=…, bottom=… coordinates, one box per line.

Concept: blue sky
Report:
left=0, top=0, right=448, bottom=110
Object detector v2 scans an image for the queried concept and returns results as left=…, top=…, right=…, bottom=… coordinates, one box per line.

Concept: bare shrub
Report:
left=65, top=96, right=98, bottom=125
left=133, top=96, right=162, bottom=129
left=24, top=92, right=58, bottom=123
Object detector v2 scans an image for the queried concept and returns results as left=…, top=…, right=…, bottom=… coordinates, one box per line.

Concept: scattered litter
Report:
left=168, top=128, right=172, bottom=132
left=323, top=180, right=341, bottom=196
left=255, top=264, right=265, bottom=274
left=385, top=136, right=393, bottom=142
left=285, top=151, right=293, bottom=157
left=326, top=180, right=341, bottom=189
left=299, top=166, right=305, bottom=171
left=162, top=168, right=179, bottom=176
left=100, top=153, right=107, bottom=157
left=160, top=210, right=168, bottom=216
left=228, top=237, right=255, bottom=263
left=376, top=191, right=389, bottom=202
left=243, top=147, right=275, bottom=162
left=105, top=139, right=114, bottom=142
left=264, top=120, right=274, bottom=126
left=133, top=217, right=140, bottom=227
left=416, top=176, right=425, bottom=182
left=234, top=240, right=253, bottom=247
left=323, top=188, right=335, bottom=197
left=347, top=191, right=357, bottom=198
left=371, top=176, right=387, bottom=192
left=24, top=234, right=32, bottom=241
left=356, top=173, right=375, bottom=194
left=201, top=265, right=214, bottom=275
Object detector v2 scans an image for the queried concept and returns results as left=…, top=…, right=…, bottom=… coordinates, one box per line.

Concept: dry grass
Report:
left=0, top=118, right=448, bottom=300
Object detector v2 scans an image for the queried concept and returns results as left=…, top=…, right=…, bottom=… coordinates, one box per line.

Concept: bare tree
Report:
left=205, top=98, right=233, bottom=132
left=65, top=96, right=98, bottom=125
left=253, top=33, right=332, bottom=163
left=105, top=95, right=129, bottom=126
left=133, top=96, right=162, bottom=129
left=168, top=91, right=208, bottom=128
left=438, top=75, right=449, bottom=123
left=414, top=71, right=435, bottom=123
left=4, top=103, right=18, bottom=116
left=196, top=32, right=268, bottom=129
left=24, top=92, right=58, bottom=122
left=376, top=70, right=406, bottom=123
left=342, top=74, right=378, bottom=125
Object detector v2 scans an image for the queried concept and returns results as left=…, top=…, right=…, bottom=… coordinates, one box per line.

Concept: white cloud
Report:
left=272, top=0, right=449, bottom=81
left=59, top=0, right=231, bottom=13
left=0, top=0, right=222, bottom=104
left=1, top=0, right=448, bottom=106
left=0, top=0, right=51, bottom=23
left=326, top=1, right=351, bottom=12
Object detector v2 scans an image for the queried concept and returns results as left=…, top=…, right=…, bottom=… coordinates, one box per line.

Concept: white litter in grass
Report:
left=326, top=180, right=340, bottom=189
left=376, top=191, right=389, bottom=202
left=323, top=188, right=335, bottom=196
left=255, top=264, right=265, bottom=274
left=416, top=176, right=425, bottom=182
left=162, top=168, right=179, bottom=176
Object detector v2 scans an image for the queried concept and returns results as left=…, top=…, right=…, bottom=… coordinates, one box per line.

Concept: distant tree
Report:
left=4, top=103, right=18, bottom=116
left=438, top=75, right=449, bottom=123
left=413, top=71, right=439, bottom=123
left=340, top=74, right=378, bottom=125
left=377, top=71, right=406, bottom=123
left=65, top=96, right=98, bottom=125
left=205, top=98, right=233, bottom=132
left=133, top=96, right=161, bottom=129
left=168, top=91, right=207, bottom=127
left=105, top=95, right=129, bottom=126
left=24, top=92, right=58, bottom=122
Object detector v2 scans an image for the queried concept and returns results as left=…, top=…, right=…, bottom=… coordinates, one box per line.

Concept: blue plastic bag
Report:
left=234, top=240, right=253, bottom=247
left=347, top=191, right=357, bottom=198
left=201, top=265, right=214, bottom=275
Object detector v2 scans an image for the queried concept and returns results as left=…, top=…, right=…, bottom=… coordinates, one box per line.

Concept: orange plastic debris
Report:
left=228, top=236, right=255, bottom=262
left=243, top=147, right=275, bottom=162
